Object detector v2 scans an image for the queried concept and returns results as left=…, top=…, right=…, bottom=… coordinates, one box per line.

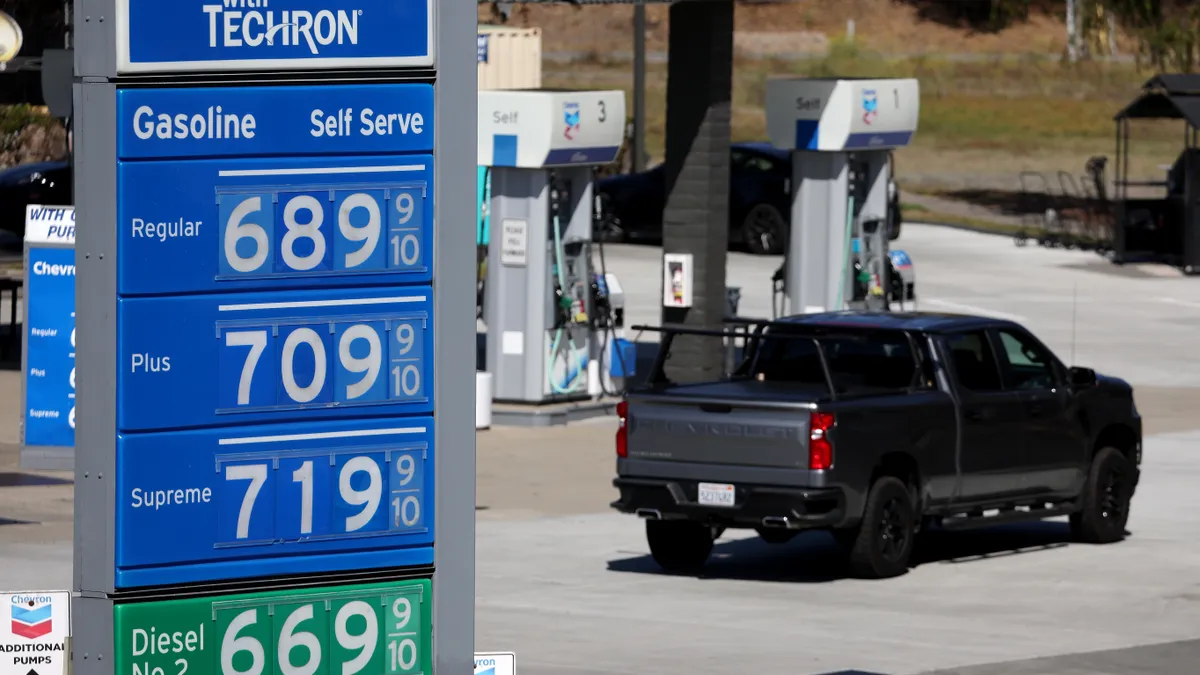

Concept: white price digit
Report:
left=69, top=367, right=75, bottom=389
left=391, top=598, right=412, bottom=629
left=225, top=464, right=267, bottom=540
left=338, top=325, right=381, bottom=400
left=390, top=234, right=419, bottom=267
left=394, top=324, right=415, bottom=355
left=338, top=193, right=381, bottom=269
left=334, top=601, right=378, bottom=675
left=278, top=605, right=322, bottom=675
left=339, top=457, right=382, bottom=532
left=68, top=406, right=75, bottom=429
left=388, top=598, right=418, bottom=673
left=394, top=193, right=415, bottom=225
left=281, top=328, right=327, bottom=403
left=220, top=609, right=265, bottom=675
left=226, top=330, right=268, bottom=406
left=391, top=365, right=420, bottom=398
left=392, top=495, right=420, bottom=528
left=70, top=328, right=75, bottom=348
left=293, top=460, right=314, bottom=536
left=388, top=639, right=418, bottom=672
left=224, top=196, right=270, bottom=273
left=395, top=454, right=415, bottom=486
left=281, top=195, right=327, bottom=271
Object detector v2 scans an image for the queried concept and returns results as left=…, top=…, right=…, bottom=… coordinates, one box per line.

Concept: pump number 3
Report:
left=218, top=185, right=426, bottom=278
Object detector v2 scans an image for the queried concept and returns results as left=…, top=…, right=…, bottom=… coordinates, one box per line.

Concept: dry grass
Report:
left=484, top=0, right=1141, bottom=56
left=544, top=45, right=1184, bottom=192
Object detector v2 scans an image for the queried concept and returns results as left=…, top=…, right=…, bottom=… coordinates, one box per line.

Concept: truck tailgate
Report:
left=626, top=382, right=817, bottom=469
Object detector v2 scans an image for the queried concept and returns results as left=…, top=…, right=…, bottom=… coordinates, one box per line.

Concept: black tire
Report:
left=1070, top=447, right=1133, bottom=544
left=646, top=520, right=714, bottom=572
left=741, top=204, right=787, bottom=255
left=755, top=527, right=797, bottom=545
left=847, top=477, right=917, bottom=579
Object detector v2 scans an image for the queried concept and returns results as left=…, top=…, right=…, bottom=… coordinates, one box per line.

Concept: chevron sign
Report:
left=10, top=602, right=53, bottom=640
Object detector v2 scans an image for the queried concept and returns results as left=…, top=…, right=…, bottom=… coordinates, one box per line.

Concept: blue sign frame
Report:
left=117, top=287, right=434, bottom=432
left=116, top=0, right=434, bottom=74
left=107, top=81, right=439, bottom=589
left=118, top=154, right=434, bottom=295
left=116, top=417, right=435, bottom=588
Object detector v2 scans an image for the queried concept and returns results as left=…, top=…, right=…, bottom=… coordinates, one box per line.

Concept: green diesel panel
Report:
left=114, top=579, right=431, bottom=675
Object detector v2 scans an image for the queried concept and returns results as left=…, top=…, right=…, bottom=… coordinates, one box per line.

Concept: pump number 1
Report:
left=218, top=186, right=425, bottom=278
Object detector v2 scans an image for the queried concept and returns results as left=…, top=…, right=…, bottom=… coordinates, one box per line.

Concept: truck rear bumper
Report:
left=611, top=476, right=847, bottom=530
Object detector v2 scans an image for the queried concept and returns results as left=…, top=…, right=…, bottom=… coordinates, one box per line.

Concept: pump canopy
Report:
left=478, top=89, right=627, bottom=168
left=765, top=77, right=920, bottom=152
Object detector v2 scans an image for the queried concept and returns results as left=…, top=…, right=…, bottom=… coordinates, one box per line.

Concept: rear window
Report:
left=750, top=329, right=920, bottom=397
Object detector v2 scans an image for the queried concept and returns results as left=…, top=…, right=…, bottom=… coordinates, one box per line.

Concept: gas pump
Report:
left=478, top=89, right=629, bottom=409
left=764, top=77, right=921, bottom=314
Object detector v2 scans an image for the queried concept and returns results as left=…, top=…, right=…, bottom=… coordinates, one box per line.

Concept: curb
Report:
left=912, top=218, right=1022, bottom=239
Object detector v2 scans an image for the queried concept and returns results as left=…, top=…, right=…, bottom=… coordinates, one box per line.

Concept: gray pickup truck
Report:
left=611, top=311, right=1141, bottom=579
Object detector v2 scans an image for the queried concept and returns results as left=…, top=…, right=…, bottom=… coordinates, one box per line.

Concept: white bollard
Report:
left=476, top=371, right=493, bottom=429
left=587, top=359, right=602, bottom=398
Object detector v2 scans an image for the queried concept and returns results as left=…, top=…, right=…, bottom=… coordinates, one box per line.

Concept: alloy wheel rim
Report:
left=879, top=497, right=911, bottom=561
left=1100, top=464, right=1127, bottom=525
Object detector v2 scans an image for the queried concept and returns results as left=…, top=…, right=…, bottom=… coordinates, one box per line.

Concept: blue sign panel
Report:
left=113, top=79, right=436, bottom=589
left=117, top=84, right=434, bottom=160
left=24, top=247, right=76, bottom=447
left=117, top=287, right=432, bottom=432
left=119, top=155, right=432, bottom=295
left=116, top=417, right=434, bottom=588
left=118, top=0, right=433, bottom=74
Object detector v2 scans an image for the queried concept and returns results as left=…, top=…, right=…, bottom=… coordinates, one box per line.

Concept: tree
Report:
left=1103, top=0, right=1200, bottom=71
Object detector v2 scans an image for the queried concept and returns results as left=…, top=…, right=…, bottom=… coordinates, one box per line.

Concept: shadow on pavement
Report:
left=0, top=472, right=73, bottom=487
left=811, top=671, right=893, bottom=675
left=0, top=517, right=35, bottom=526
left=607, top=521, right=1073, bottom=583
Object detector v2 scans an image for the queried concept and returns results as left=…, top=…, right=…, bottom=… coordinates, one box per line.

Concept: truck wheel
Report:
left=646, top=520, right=714, bottom=572
left=1070, top=447, right=1133, bottom=544
left=848, top=477, right=916, bottom=579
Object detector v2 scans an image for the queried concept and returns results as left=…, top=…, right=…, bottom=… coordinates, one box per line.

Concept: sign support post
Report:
left=70, top=0, right=475, bottom=673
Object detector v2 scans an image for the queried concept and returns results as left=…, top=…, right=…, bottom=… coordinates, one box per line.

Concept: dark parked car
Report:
left=596, top=143, right=902, bottom=255
left=0, top=160, right=72, bottom=238
left=612, top=311, right=1141, bottom=579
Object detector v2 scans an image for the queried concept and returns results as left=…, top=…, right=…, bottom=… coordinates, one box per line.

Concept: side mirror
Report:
left=1067, top=366, right=1097, bottom=389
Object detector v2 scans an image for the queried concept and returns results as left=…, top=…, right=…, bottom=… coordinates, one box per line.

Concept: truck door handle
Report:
left=964, top=408, right=987, bottom=421
left=1027, top=403, right=1047, bottom=418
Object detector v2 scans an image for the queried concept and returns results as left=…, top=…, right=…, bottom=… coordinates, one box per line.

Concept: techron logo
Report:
left=203, top=0, right=362, bottom=55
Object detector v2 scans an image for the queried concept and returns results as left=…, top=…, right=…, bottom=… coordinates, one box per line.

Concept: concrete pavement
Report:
left=2, top=224, right=1200, bottom=674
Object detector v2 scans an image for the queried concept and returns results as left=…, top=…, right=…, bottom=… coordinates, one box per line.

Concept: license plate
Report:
left=697, top=482, right=736, bottom=507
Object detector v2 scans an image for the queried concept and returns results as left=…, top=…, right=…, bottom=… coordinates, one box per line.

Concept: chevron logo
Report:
left=10, top=603, right=52, bottom=639
left=476, top=668, right=494, bottom=675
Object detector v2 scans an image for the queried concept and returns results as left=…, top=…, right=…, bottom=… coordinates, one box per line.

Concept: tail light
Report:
left=616, top=400, right=629, bottom=458
left=809, top=411, right=835, bottom=470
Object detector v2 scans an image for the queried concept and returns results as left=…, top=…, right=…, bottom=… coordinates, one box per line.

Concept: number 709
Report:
left=224, top=321, right=422, bottom=407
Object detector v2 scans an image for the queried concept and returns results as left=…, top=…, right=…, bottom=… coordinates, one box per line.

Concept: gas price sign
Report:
left=118, top=288, right=432, bottom=432
left=107, top=81, right=436, bottom=588
left=116, top=418, right=434, bottom=588
left=113, top=580, right=431, bottom=675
